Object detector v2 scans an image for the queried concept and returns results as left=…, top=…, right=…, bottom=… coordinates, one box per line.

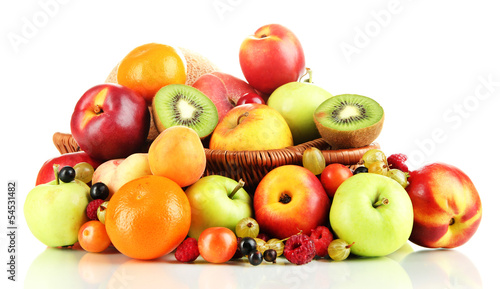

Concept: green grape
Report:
left=362, top=149, right=387, bottom=168
left=266, top=238, right=284, bottom=257
left=97, top=201, right=108, bottom=224
left=74, top=162, right=94, bottom=184
left=254, top=238, right=269, bottom=253
left=387, top=169, right=409, bottom=188
left=367, top=161, right=388, bottom=176
left=302, top=147, right=326, bottom=175
left=328, top=239, right=353, bottom=261
left=235, top=217, right=259, bottom=238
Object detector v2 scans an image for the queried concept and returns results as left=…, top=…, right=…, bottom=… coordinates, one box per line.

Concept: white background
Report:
left=1, top=0, right=499, bottom=288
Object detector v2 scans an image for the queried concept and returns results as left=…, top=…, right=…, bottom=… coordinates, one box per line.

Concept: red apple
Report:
left=70, top=83, right=150, bottom=161
left=239, top=24, right=305, bottom=95
left=35, top=151, right=102, bottom=185
left=191, top=72, right=259, bottom=123
left=254, top=165, right=330, bottom=239
left=406, top=163, right=482, bottom=248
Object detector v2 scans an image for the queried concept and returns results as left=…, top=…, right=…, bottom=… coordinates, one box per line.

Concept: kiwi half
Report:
left=152, top=84, right=218, bottom=139
left=314, top=94, right=384, bottom=149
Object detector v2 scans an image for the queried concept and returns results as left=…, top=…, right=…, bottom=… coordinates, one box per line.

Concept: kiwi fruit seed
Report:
left=152, top=84, right=218, bottom=139
left=314, top=94, right=384, bottom=149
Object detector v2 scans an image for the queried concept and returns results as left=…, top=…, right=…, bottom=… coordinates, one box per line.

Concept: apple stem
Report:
left=228, top=179, right=245, bottom=199
left=373, top=197, right=389, bottom=208
left=299, top=67, right=313, bottom=83
left=53, top=164, right=60, bottom=185
left=237, top=112, right=249, bottom=125
left=93, top=105, right=104, bottom=114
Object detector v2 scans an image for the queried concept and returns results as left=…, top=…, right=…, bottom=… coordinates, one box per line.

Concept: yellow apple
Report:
left=209, top=104, right=293, bottom=151
left=92, top=153, right=152, bottom=199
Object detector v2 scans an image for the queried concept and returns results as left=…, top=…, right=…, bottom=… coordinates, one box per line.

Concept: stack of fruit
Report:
left=25, top=24, right=482, bottom=265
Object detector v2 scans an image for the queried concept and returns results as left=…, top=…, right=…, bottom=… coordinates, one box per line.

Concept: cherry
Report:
left=236, top=92, right=265, bottom=106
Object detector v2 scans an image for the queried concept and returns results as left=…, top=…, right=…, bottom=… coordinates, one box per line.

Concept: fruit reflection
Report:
left=24, top=247, right=86, bottom=289
left=400, top=249, right=482, bottom=289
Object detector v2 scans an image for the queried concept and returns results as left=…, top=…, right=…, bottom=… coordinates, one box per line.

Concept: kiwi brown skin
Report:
left=313, top=94, right=384, bottom=149
left=315, top=113, right=384, bottom=149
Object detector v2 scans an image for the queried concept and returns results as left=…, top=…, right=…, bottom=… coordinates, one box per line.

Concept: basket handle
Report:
left=53, top=132, right=80, bottom=154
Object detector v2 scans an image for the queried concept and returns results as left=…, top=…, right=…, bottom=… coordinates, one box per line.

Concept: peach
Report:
left=92, top=153, right=151, bottom=199
left=148, top=126, right=206, bottom=187
left=191, top=72, right=259, bottom=123
left=92, top=159, right=123, bottom=187
left=406, top=163, right=482, bottom=248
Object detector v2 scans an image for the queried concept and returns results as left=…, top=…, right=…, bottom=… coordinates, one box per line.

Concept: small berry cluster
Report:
left=174, top=217, right=354, bottom=266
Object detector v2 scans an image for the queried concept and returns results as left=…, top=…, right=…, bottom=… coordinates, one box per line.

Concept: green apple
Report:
left=330, top=173, right=413, bottom=257
left=267, top=76, right=333, bottom=144
left=24, top=165, right=91, bottom=247
left=186, top=175, right=252, bottom=239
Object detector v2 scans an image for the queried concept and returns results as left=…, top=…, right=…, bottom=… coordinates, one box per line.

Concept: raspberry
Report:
left=283, top=234, right=316, bottom=265
left=86, top=199, right=104, bottom=220
left=175, top=237, right=199, bottom=262
left=309, top=226, right=334, bottom=258
left=387, top=153, right=409, bottom=173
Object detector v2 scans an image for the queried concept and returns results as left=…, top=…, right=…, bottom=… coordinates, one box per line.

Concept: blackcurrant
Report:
left=238, top=237, right=257, bottom=256
left=90, top=182, right=110, bottom=200
left=353, top=166, right=369, bottom=175
left=248, top=250, right=263, bottom=266
left=58, top=166, right=76, bottom=183
left=263, top=249, right=277, bottom=263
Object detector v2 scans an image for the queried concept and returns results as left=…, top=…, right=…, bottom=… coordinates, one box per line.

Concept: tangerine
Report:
left=105, top=175, right=191, bottom=260
left=117, top=43, right=187, bottom=105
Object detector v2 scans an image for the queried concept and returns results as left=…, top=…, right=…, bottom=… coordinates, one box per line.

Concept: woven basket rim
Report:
left=52, top=132, right=378, bottom=156
left=52, top=132, right=379, bottom=190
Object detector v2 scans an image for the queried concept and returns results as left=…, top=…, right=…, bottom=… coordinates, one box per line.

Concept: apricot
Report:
left=148, top=126, right=206, bottom=187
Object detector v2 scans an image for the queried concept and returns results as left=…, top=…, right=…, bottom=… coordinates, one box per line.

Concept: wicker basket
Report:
left=53, top=132, right=379, bottom=191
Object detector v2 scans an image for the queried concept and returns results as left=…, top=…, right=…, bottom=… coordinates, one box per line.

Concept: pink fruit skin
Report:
left=239, top=24, right=305, bottom=95
left=70, top=83, right=150, bottom=161
left=192, top=72, right=259, bottom=123
left=254, top=165, right=330, bottom=239
left=406, top=163, right=482, bottom=248
left=35, top=151, right=102, bottom=186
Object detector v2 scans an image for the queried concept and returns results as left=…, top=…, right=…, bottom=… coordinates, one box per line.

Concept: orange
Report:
left=117, top=43, right=187, bottom=105
left=105, top=175, right=191, bottom=260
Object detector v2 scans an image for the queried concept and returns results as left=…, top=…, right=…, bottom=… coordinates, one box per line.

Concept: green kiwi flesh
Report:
left=152, top=84, right=218, bottom=138
left=314, top=94, right=384, bottom=149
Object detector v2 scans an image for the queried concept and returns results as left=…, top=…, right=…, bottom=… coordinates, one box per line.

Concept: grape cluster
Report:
left=360, top=149, right=409, bottom=188
left=234, top=218, right=284, bottom=265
